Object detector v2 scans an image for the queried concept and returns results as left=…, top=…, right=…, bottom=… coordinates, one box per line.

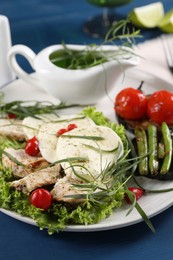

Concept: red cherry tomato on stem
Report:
left=125, top=187, right=144, bottom=204
left=147, top=90, right=173, bottom=125
left=114, top=88, right=148, bottom=120
left=30, top=188, right=52, bottom=210
left=25, top=136, right=40, bottom=156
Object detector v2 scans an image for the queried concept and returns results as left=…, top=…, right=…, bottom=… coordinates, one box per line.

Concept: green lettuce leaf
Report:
left=0, top=168, right=125, bottom=234
left=0, top=107, right=129, bottom=234
left=0, top=135, right=25, bottom=160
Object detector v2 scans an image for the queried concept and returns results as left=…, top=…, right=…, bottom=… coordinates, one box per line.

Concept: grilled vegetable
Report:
left=158, top=140, right=165, bottom=159
left=134, top=122, right=173, bottom=179
left=114, top=87, right=147, bottom=120
left=134, top=126, right=148, bottom=175
left=147, top=124, right=159, bottom=175
left=160, top=122, right=172, bottom=174
left=147, top=90, right=173, bottom=126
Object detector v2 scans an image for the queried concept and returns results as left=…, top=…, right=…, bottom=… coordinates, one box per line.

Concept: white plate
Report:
left=1, top=68, right=173, bottom=232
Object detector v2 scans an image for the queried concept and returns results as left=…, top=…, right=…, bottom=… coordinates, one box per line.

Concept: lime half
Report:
left=158, top=9, right=173, bottom=33
left=129, top=2, right=164, bottom=28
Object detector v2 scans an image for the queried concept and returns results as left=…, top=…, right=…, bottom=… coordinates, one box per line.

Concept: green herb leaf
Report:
left=135, top=202, right=156, bottom=233
left=0, top=100, right=81, bottom=119
left=48, top=157, right=89, bottom=168
left=61, top=135, right=104, bottom=141
left=2, top=150, right=26, bottom=167
left=82, top=143, right=119, bottom=153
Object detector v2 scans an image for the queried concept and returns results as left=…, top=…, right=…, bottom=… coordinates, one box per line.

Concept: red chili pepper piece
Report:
left=125, top=187, right=144, bottom=204
left=67, top=123, right=77, bottom=131
left=57, top=128, right=68, bottom=136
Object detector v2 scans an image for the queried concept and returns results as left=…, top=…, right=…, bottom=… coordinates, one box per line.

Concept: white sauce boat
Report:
left=7, top=44, right=140, bottom=104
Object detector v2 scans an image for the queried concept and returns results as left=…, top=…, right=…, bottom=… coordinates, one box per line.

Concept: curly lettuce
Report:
left=0, top=168, right=125, bottom=234
left=0, top=135, right=25, bottom=159
left=0, top=107, right=129, bottom=234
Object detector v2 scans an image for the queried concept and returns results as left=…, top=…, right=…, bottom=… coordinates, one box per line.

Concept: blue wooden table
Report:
left=1, top=1, right=173, bottom=259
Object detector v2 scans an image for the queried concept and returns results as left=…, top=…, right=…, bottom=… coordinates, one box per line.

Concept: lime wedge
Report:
left=128, top=2, right=164, bottom=28
left=158, top=9, right=173, bottom=33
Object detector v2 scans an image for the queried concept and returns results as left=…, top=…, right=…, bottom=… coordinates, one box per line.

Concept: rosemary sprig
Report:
left=51, top=42, right=109, bottom=70
left=62, top=141, right=158, bottom=233
left=50, top=115, right=86, bottom=123
left=2, top=150, right=26, bottom=167
left=0, top=100, right=81, bottom=119
left=61, top=135, right=104, bottom=141
left=82, top=143, right=119, bottom=154
left=0, top=150, right=89, bottom=172
left=69, top=164, right=94, bottom=183
left=0, top=123, right=39, bottom=133
left=65, top=151, right=137, bottom=200
left=50, top=19, right=141, bottom=70
left=125, top=188, right=156, bottom=233
left=48, top=157, right=89, bottom=168
left=133, top=176, right=173, bottom=194
left=105, top=19, right=142, bottom=46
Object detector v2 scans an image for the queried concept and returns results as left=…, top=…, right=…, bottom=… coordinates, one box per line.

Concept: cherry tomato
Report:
left=67, top=123, right=77, bottom=131
left=147, top=90, right=173, bottom=125
left=114, top=88, right=148, bottom=120
left=30, top=188, right=52, bottom=210
left=125, top=187, right=144, bottom=204
left=25, top=136, right=40, bottom=156
left=57, top=128, right=67, bottom=136
left=7, top=113, right=17, bottom=119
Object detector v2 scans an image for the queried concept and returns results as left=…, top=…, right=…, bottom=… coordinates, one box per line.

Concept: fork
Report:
left=161, top=34, right=173, bottom=74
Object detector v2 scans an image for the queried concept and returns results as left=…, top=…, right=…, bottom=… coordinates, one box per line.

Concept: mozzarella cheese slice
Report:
left=37, top=116, right=95, bottom=163
left=22, top=117, right=42, bottom=140
left=22, top=114, right=61, bottom=140
left=56, top=125, right=124, bottom=181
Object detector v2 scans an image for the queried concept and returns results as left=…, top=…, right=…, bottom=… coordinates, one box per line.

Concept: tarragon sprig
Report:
left=0, top=100, right=81, bottom=119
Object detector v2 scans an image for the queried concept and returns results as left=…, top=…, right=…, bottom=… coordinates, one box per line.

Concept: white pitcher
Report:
left=0, top=15, right=15, bottom=87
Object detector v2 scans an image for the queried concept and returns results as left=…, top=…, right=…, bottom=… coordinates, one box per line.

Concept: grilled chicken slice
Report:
left=12, top=164, right=61, bottom=194
left=0, top=119, right=25, bottom=141
left=51, top=176, right=86, bottom=204
left=2, top=148, right=49, bottom=178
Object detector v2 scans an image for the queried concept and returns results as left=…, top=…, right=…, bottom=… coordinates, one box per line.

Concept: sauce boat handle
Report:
left=7, top=44, right=39, bottom=86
